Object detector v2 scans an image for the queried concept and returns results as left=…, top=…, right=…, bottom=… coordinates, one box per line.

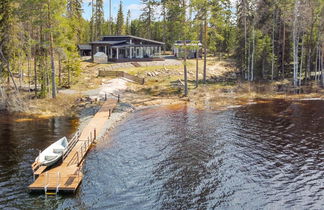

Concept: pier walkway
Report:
left=28, top=98, right=118, bottom=194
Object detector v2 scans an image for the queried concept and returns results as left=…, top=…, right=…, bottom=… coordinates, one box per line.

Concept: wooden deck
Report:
left=28, top=98, right=118, bottom=194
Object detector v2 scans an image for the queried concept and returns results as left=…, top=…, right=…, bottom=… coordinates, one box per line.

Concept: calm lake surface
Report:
left=0, top=99, right=323, bottom=209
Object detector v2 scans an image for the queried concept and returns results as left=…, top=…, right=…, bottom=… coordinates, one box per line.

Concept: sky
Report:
left=82, top=0, right=237, bottom=21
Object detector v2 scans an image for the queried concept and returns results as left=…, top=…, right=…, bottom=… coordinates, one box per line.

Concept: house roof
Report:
left=101, top=35, right=165, bottom=45
left=78, top=44, right=91, bottom=50
left=174, top=40, right=202, bottom=46
left=89, top=40, right=127, bottom=45
left=110, top=43, right=159, bottom=48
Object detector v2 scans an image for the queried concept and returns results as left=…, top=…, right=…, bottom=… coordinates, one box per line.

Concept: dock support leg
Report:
left=118, top=94, right=120, bottom=103
left=94, top=128, right=96, bottom=140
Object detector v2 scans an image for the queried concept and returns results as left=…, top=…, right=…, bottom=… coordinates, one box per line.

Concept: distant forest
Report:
left=0, top=0, right=323, bottom=99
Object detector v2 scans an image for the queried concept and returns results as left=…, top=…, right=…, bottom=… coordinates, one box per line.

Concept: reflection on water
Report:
left=0, top=100, right=323, bottom=209
left=0, top=115, right=78, bottom=209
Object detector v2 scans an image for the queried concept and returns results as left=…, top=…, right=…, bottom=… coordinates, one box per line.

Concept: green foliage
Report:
left=116, top=1, right=124, bottom=35
left=140, top=0, right=156, bottom=38
left=125, top=10, right=131, bottom=35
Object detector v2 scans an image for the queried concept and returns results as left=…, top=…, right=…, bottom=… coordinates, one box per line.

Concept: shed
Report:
left=173, top=41, right=202, bottom=59
left=78, top=44, right=92, bottom=56
left=93, top=52, right=108, bottom=64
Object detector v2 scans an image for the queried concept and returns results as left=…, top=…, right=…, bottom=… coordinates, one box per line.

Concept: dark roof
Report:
left=89, top=40, right=127, bottom=45
left=78, top=44, right=91, bottom=50
left=175, top=40, right=201, bottom=44
left=110, top=43, right=150, bottom=48
left=101, top=35, right=165, bottom=45
left=174, top=40, right=202, bottom=46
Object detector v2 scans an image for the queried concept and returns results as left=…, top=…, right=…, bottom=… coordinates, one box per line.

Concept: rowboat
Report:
left=35, top=137, right=69, bottom=166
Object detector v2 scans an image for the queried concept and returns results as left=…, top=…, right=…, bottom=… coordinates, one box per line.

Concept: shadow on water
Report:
left=0, top=99, right=323, bottom=209
left=0, top=114, right=78, bottom=209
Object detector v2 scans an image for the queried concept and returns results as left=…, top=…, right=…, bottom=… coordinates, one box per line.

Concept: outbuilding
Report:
left=78, top=44, right=92, bottom=56
left=93, top=52, right=108, bottom=64
left=173, top=40, right=202, bottom=59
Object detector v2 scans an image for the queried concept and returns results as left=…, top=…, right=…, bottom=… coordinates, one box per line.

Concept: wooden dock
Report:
left=28, top=98, right=118, bottom=194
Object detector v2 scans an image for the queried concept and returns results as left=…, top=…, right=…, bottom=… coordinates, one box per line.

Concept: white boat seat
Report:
left=45, top=155, right=57, bottom=161
left=53, top=148, right=64, bottom=153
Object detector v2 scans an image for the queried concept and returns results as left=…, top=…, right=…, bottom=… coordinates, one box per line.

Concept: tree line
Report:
left=0, top=0, right=323, bottom=103
left=236, top=0, right=324, bottom=87
left=0, top=0, right=84, bottom=100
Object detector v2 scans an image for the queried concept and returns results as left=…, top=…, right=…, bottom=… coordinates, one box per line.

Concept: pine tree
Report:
left=95, top=0, right=104, bottom=38
left=116, top=1, right=124, bottom=35
left=67, top=0, right=83, bottom=42
left=125, top=10, right=131, bottom=35
left=140, top=0, right=156, bottom=39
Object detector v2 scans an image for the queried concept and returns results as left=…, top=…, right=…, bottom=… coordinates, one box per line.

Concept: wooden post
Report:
left=94, top=128, right=96, bottom=140
left=105, top=93, right=107, bottom=101
left=117, top=94, right=120, bottom=103
left=109, top=109, right=111, bottom=118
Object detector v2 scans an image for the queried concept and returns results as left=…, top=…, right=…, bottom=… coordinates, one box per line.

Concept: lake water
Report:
left=0, top=99, right=323, bottom=209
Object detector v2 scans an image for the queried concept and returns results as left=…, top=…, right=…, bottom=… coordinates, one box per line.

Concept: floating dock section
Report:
left=28, top=98, right=118, bottom=194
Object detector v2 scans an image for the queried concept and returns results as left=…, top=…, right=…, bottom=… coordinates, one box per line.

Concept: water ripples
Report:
left=0, top=100, right=323, bottom=209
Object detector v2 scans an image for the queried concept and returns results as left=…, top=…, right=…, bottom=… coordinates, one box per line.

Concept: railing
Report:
left=63, top=130, right=81, bottom=160
left=43, top=172, right=61, bottom=194
left=44, top=172, right=61, bottom=194
left=67, top=130, right=96, bottom=167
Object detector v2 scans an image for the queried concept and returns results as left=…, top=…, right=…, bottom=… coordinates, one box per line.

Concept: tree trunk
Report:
left=48, top=0, right=56, bottom=98
left=203, top=17, right=207, bottom=84
left=162, top=4, right=166, bottom=54
left=0, top=48, right=18, bottom=92
left=244, top=0, right=248, bottom=79
left=34, top=53, right=37, bottom=97
left=305, top=48, right=311, bottom=84
left=315, top=45, right=318, bottom=81
left=184, top=42, right=188, bottom=96
left=196, top=44, right=199, bottom=88
left=299, top=37, right=304, bottom=86
left=292, top=1, right=299, bottom=87
left=251, top=25, right=255, bottom=81
left=248, top=39, right=251, bottom=81
left=271, top=12, right=275, bottom=81
left=320, top=44, right=324, bottom=87
left=68, top=66, right=71, bottom=87
left=58, top=55, right=62, bottom=86
left=19, top=55, right=22, bottom=89
left=27, top=49, right=31, bottom=92
left=282, top=21, right=286, bottom=79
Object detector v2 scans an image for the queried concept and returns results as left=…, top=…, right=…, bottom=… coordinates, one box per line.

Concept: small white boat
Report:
left=35, top=137, right=69, bottom=166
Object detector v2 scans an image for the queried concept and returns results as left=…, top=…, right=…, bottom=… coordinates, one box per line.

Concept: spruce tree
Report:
left=140, top=0, right=156, bottom=39
left=95, top=0, right=104, bottom=38
left=126, top=10, right=131, bottom=35
left=116, top=1, right=124, bottom=35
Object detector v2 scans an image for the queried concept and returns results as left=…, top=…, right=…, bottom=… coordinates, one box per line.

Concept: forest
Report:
left=0, top=0, right=323, bottom=107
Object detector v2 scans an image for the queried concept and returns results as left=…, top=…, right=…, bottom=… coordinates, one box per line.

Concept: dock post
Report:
left=108, top=109, right=111, bottom=118
left=118, top=94, right=120, bottom=103
left=94, top=128, right=96, bottom=140
left=105, top=93, right=107, bottom=101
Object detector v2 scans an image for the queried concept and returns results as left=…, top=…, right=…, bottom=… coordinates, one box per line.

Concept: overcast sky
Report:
left=82, top=0, right=237, bottom=21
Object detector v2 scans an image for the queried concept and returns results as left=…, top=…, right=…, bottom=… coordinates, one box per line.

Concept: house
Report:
left=173, top=40, right=202, bottom=59
left=89, top=35, right=165, bottom=63
left=78, top=44, right=92, bottom=56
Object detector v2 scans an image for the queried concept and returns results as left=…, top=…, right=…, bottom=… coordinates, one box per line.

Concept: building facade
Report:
left=173, top=40, right=202, bottom=59
left=89, top=35, right=164, bottom=63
